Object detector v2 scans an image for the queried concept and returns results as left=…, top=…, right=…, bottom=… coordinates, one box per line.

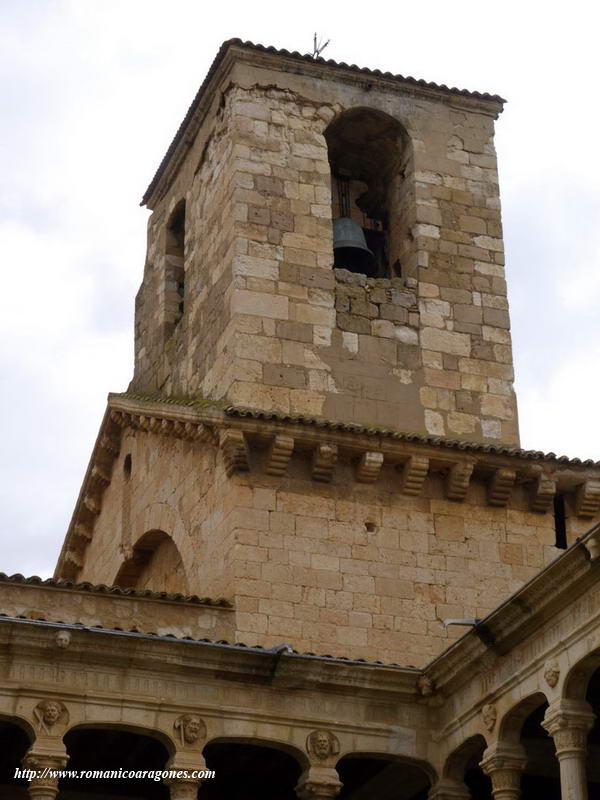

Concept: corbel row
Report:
left=110, top=410, right=215, bottom=444
left=219, top=428, right=600, bottom=517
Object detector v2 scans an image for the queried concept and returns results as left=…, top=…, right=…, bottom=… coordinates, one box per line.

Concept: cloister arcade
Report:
left=2, top=648, right=600, bottom=800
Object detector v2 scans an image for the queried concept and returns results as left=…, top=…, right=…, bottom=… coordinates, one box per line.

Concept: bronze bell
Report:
left=332, top=217, right=376, bottom=275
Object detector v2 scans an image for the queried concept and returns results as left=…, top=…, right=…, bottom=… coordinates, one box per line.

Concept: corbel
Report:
left=99, top=432, right=120, bottom=456
left=355, top=451, right=384, bottom=484
left=72, top=522, right=93, bottom=544
left=446, top=460, right=474, bottom=502
left=109, top=410, right=127, bottom=428
left=160, top=418, right=174, bottom=436
left=488, top=468, right=516, bottom=507
left=173, top=420, right=186, bottom=437
left=312, top=443, right=338, bottom=482
left=530, top=473, right=556, bottom=513
left=89, top=465, right=111, bottom=492
left=82, top=495, right=101, bottom=516
left=220, top=428, right=250, bottom=476
left=64, top=549, right=83, bottom=572
left=266, top=435, right=294, bottom=476
left=401, top=456, right=429, bottom=496
left=575, top=480, right=600, bottom=519
left=584, top=528, right=600, bottom=561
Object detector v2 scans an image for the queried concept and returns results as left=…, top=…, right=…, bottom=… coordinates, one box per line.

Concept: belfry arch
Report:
left=324, top=107, right=414, bottom=278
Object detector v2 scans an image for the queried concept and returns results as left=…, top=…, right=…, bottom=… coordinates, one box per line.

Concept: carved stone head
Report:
left=34, top=700, right=67, bottom=733
left=482, top=704, right=497, bottom=732
left=544, top=659, right=560, bottom=689
left=417, top=674, right=435, bottom=697
left=174, top=714, right=206, bottom=746
left=306, top=729, right=339, bottom=761
left=55, top=630, right=71, bottom=649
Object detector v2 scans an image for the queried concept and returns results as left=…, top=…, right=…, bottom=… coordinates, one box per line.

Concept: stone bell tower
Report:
left=132, top=39, right=518, bottom=445
left=57, top=41, right=600, bottom=671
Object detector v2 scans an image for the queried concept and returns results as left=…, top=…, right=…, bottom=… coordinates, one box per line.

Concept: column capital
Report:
left=296, top=766, right=342, bottom=800
left=428, top=777, right=471, bottom=800
left=22, top=750, right=68, bottom=800
left=542, top=699, right=595, bottom=758
left=164, top=777, right=200, bottom=800
left=164, top=756, right=208, bottom=800
left=480, top=743, right=527, bottom=799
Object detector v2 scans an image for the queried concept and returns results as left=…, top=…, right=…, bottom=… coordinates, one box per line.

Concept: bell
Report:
left=332, top=217, right=376, bottom=275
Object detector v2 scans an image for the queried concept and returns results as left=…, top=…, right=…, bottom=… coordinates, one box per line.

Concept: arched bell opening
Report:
left=62, top=725, right=172, bottom=799
left=443, top=734, right=491, bottom=798
left=114, top=529, right=188, bottom=594
left=201, top=740, right=303, bottom=799
left=324, top=108, right=412, bottom=279
left=500, top=694, right=560, bottom=799
left=0, top=717, right=33, bottom=797
left=336, top=752, right=432, bottom=799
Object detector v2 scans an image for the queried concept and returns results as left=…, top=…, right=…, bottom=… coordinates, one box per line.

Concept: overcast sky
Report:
left=1, top=0, right=599, bottom=578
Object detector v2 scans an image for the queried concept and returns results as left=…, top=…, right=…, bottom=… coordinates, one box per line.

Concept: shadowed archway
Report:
left=0, top=717, right=33, bottom=798
left=201, top=740, right=304, bottom=800
left=114, top=529, right=188, bottom=593
left=62, top=726, right=172, bottom=799
left=336, top=753, right=433, bottom=799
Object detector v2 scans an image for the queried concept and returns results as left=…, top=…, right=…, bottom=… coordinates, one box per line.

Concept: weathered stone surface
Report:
left=129, top=62, right=519, bottom=445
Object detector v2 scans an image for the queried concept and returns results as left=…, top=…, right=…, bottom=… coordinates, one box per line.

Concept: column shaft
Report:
left=542, top=700, right=595, bottom=800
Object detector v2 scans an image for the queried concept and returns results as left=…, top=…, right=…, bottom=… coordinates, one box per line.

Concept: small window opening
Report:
left=365, top=521, right=377, bottom=533
left=165, top=200, right=186, bottom=326
left=553, top=494, right=567, bottom=549
left=166, top=202, right=185, bottom=257
left=123, top=453, right=132, bottom=480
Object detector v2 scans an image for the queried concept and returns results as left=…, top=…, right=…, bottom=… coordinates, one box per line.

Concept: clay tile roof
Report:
left=141, top=38, right=505, bottom=206
left=0, top=612, right=414, bottom=670
left=114, top=391, right=600, bottom=467
left=0, top=572, right=232, bottom=608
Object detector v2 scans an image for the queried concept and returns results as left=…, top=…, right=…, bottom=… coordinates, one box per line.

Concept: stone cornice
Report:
left=55, top=392, right=600, bottom=580
left=0, top=615, right=420, bottom=701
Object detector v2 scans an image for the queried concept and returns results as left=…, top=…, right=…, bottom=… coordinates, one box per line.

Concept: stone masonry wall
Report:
left=132, top=65, right=519, bottom=445
left=226, top=461, right=559, bottom=666
left=73, top=425, right=590, bottom=667
left=78, top=429, right=235, bottom=601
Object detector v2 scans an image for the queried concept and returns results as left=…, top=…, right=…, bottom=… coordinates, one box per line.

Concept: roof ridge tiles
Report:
left=0, top=572, right=232, bottom=607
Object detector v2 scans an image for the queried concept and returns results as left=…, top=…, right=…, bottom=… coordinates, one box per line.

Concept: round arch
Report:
left=202, top=737, right=306, bottom=800
left=204, top=735, right=308, bottom=771
left=443, top=734, right=488, bottom=781
left=564, top=649, right=600, bottom=700
left=335, top=751, right=435, bottom=800
left=0, top=715, right=34, bottom=797
left=63, top=723, right=174, bottom=799
left=441, top=734, right=491, bottom=799
left=115, top=501, right=194, bottom=592
left=498, top=691, right=549, bottom=744
left=0, top=712, right=35, bottom=745
left=64, top=721, right=176, bottom=757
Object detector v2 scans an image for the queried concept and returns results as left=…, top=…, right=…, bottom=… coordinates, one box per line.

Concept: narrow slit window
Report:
left=553, top=494, right=567, bottom=549
left=165, top=200, right=186, bottom=328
